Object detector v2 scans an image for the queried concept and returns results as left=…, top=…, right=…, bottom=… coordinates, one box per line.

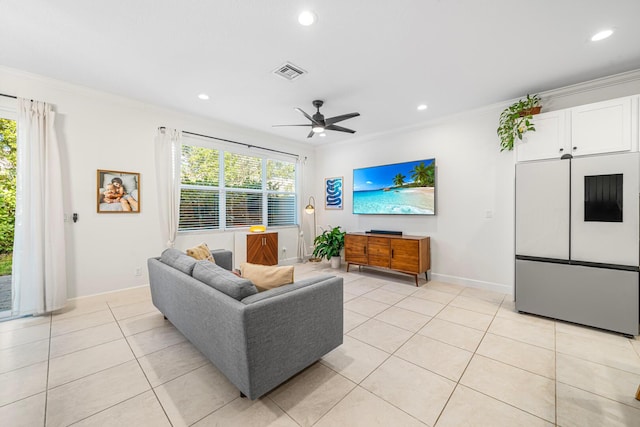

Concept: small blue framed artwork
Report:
left=325, top=176, right=343, bottom=210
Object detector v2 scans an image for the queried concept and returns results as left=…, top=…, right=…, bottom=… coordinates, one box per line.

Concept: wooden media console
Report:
left=345, top=232, right=430, bottom=286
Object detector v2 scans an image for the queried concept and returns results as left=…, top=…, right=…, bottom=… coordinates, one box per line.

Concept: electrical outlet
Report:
left=134, top=267, right=142, bottom=276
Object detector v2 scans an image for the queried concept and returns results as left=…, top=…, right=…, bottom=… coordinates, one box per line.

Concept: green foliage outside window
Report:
left=179, top=144, right=297, bottom=231
left=181, top=145, right=219, bottom=186
left=0, top=118, right=16, bottom=257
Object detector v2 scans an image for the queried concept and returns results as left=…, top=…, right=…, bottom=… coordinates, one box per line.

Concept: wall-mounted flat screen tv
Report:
left=353, top=158, right=435, bottom=215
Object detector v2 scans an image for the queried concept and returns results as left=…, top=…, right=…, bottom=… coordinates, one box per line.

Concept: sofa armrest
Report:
left=211, top=249, right=232, bottom=271
left=242, top=276, right=343, bottom=399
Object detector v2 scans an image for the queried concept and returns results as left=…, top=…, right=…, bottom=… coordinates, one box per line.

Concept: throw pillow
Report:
left=192, top=261, right=258, bottom=300
left=240, top=262, right=294, bottom=292
left=186, top=242, right=215, bottom=262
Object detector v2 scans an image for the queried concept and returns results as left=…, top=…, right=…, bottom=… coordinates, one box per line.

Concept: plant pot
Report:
left=330, top=256, right=341, bottom=269
left=518, top=106, right=542, bottom=117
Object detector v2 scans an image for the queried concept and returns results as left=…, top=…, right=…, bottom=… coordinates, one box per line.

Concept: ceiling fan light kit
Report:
left=274, top=100, right=360, bottom=138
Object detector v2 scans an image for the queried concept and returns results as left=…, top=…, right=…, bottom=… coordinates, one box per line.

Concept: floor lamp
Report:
left=305, top=196, right=319, bottom=261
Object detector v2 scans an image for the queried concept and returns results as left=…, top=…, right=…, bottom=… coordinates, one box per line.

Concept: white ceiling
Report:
left=2, top=1, right=640, bottom=144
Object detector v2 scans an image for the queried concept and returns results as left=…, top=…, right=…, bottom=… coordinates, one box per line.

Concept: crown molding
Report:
left=539, top=68, right=640, bottom=100
left=317, top=68, right=640, bottom=152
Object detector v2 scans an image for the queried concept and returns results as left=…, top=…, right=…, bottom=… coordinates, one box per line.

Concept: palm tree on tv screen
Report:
left=409, top=162, right=435, bottom=187
left=392, top=173, right=406, bottom=188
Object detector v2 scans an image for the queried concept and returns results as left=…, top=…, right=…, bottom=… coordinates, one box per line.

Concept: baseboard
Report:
left=430, top=273, right=513, bottom=295
left=69, top=283, right=150, bottom=301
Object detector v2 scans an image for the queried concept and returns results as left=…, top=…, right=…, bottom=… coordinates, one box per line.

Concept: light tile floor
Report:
left=1, top=262, right=640, bottom=426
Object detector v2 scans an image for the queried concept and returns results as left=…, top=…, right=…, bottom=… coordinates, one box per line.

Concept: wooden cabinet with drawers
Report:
left=344, top=232, right=430, bottom=285
left=247, top=232, right=278, bottom=266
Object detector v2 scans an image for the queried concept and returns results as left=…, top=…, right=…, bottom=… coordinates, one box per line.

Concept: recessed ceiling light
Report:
left=320, top=133, right=326, bottom=137
left=591, top=29, right=613, bottom=41
left=417, top=104, right=428, bottom=111
left=198, top=93, right=210, bottom=100
left=298, top=11, right=316, bottom=26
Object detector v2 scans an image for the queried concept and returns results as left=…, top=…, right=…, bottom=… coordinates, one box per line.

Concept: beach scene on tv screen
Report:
left=353, top=158, right=435, bottom=215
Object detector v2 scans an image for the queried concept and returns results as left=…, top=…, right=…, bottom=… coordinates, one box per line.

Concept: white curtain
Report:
left=12, top=98, right=67, bottom=316
left=154, top=127, right=181, bottom=248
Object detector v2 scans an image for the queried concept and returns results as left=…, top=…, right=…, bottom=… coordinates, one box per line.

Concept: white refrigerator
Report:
left=515, top=152, right=640, bottom=336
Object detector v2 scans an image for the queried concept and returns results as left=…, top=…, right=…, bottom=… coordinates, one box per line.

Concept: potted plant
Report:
left=312, top=226, right=346, bottom=268
left=497, top=93, right=542, bottom=152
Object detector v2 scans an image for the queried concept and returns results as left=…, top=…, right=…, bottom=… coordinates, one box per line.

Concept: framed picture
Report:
left=97, top=169, right=141, bottom=213
left=325, top=176, right=343, bottom=210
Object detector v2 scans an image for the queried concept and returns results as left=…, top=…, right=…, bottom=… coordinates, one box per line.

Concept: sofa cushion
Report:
left=240, top=262, right=294, bottom=292
left=193, top=261, right=258, bottom=300
left=160, top=248, right=197, bottom=275
left=186, top=242, right=214, bottom=262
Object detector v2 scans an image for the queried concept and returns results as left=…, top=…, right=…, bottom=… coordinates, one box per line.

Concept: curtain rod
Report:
left=0, top=93, right=17, bottom=99
left=178, top=129, right=299, bottom=159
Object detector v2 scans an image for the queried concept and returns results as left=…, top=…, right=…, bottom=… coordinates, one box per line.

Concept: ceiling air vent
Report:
left=273, top=62, right=307, bottom=81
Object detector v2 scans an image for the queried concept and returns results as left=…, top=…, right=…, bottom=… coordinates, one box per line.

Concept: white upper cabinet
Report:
left=515, top=95, right=637, bottom=162
left=570, top=97, right=632, bottom=157
left=515, top=110, right=567, bottom=162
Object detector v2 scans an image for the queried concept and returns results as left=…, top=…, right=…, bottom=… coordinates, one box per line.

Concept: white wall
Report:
left=313, top=70, right=640, bottom=294
left=0, top=66, right=314, bottom=298
left=314, top=108, right=515, bottom=293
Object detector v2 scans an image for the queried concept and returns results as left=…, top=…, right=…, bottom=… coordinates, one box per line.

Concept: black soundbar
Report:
left=366, top=230, right=403, bottom=235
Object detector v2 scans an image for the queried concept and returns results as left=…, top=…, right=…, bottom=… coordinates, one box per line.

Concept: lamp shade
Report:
left=305, top=196, right=315, bottom=214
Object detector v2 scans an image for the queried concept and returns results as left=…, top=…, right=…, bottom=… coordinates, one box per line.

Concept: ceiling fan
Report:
left=273, top=100, right=360, bottom=138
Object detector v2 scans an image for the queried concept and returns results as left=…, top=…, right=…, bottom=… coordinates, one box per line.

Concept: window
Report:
left=0, top=115, right=16, bottom=314
left=179, top=142, right=297, bottom=231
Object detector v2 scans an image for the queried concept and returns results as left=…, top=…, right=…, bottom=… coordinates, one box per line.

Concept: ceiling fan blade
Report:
left=325, top=124, right=356, bottom=134
left=272, top=124, right=312, bottom=127
left=325, top=112, right=360, bottom=125
left=295, top=108, right=320, bottom=125
left=307, top=129, right=315, bottom=138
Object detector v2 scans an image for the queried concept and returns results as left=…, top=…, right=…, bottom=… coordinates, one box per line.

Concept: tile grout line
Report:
left=555, top=320, right=558, bottom=426
left=43, top=313, right=52, bottom=427
left=107, top=300, right=175, bottom=427
left=350, top=282, right=537, bottom=425
left=44, top=299, right=154, bottom=425
left=431, top=296, right=556, bottom=426
left=341, top=285, right=460, bottom=426
left=430, top=294, right=501, bottom=427
left=312, top=283, right=431, bottom=426
left=0, top=338, right=50, bottom=376
left=332, top=280, right=636, bottom=426
left=65, top=390, right=151, bottom=427
left=264, top=395, right=303, bottom=427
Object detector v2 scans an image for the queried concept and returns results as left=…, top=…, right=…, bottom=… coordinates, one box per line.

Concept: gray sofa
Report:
left=147, top=248, right=343, bottom=400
